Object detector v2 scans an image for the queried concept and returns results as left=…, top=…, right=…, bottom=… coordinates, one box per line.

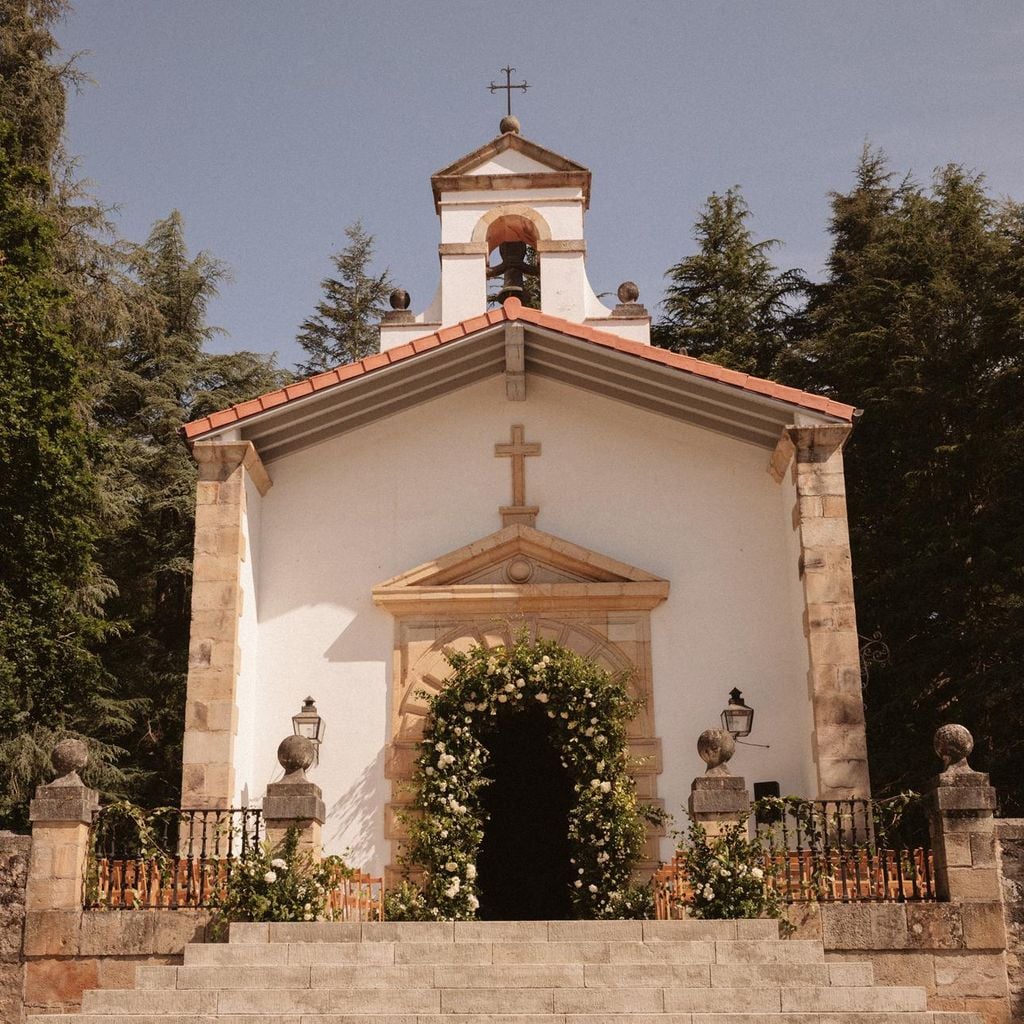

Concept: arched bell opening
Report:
left=485, top=214, right=541, bottom=308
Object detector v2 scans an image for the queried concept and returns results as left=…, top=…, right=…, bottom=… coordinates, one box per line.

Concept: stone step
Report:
left=30, top=1012, right=979, bottom=1024
left=184, top=939, right=826, bottom=967
left=229, top=920, right=782, bottom=945
left=134, top=961, right=882, bottom=991
left=81, top=966, right=879, bottom=1017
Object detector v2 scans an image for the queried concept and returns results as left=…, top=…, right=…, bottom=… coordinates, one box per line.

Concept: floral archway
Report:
left=401, top=633, right=651, bottom=919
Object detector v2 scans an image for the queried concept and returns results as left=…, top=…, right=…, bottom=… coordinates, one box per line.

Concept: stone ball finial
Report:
left=697, top=728, right=736, bottom=777
left=934, top=723, right=974, bottom=773
left=499, top=114, right=521, bottom=135
left=617, top=281, right=640, bottom=304
left=52, top=738, right=88, bottom=783
left=389, top=288, right=411, bottom=311
left=277, top=734, right=315, bottom=780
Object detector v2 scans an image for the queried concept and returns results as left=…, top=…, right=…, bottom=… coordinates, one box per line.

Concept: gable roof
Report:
left=431, top=131, right=592, bottom=211
left=182, top=298, right=856, bottom=461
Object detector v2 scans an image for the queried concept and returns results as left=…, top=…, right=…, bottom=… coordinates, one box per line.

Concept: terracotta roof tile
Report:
left=360, top=353, right=390, bottom=372
left=182, top=296, right=856, bottom=441
left=260, top=391, right=288, bottom=411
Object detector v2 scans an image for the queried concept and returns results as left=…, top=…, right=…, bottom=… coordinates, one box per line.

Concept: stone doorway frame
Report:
left=372, top=524, right=670, bottom=884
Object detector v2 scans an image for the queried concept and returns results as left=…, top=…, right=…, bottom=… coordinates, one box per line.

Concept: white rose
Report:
left=600, top=781, right=611, bottom=793
left=588, top=884, right=598, bottom=893
left=574, top=880, right=583, bottom=888
left=271, top=858, right=286, bottom=869
left=467, top=895, right=479, bottom=910
left=498, top=694, right=508, bottom=702
left=446, top=861, right=458, bottom=872
left=535, top=692, right=549, bottom=703
left=465, top=864, right=477, bottom=879
left=590, top=779, right=601, bottom=788
left=751, top=867, right=764, bottom=880
left=263, top=870, right=277, bottom=883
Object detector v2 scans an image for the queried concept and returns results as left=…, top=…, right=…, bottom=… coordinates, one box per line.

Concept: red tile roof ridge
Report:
left=182, top=297, right=854, bottom=441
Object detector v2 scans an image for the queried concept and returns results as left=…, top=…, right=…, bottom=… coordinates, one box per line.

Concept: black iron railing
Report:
left=754, top=796, right=935, bottom=903
left=654, top=795, right=935, bottom=917
left=85, top=806, right=263, bottom=910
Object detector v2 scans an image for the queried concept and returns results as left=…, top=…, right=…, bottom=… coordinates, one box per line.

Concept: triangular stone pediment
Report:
left=433, top=133, right=589, bottom=179
left=373, top=525, right=669, bottom=615
left=431, top=134, right=592, bottom=211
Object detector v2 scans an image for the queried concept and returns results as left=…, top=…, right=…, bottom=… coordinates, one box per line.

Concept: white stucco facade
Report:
left=231, top=374, right=817, bottom=872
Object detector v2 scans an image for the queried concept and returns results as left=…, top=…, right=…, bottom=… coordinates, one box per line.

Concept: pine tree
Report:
left=0, top=0, right=138, bottom=829
left=0, top=125, right=134, bottom=828
left=296, top=220, right=391, bottom=375
left=92, top=212, right=290, bottom=807
left=654, top=187, right=806, bottom=378
left=789, top=149, right=1024, bottom=808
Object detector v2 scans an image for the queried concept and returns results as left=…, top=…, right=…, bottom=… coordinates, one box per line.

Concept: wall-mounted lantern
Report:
left=292, top=697, right=326, bottom=765
left=721, top=688, right=754, bottom=739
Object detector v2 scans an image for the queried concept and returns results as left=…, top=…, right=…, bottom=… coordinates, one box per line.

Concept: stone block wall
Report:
left=21, top=907, right=211, bottom=1015
left=1, top=832, right=30, bottom=1024
left=996, top=819, right=1024, bottom=1020
left=786, top=901, right=1010, bottom=1024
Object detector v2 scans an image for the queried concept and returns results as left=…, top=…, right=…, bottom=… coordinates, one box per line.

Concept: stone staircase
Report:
left=35, top=919, right=978, bottom=1024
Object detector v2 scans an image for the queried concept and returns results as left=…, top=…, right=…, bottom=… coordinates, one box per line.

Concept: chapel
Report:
left=179, top=117, right=868, bottom=891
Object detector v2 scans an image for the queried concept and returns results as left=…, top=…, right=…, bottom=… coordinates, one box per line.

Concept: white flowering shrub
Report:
left=675, top=819, right=785, bottom=922
left=398, top=634, right=651, bottom=920
left=209, top=827, right=351, bottom=930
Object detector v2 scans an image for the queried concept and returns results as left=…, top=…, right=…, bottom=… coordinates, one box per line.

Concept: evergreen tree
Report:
left=0, top=0, right=137, bottom=829
left=92, top=212, right=290, bottom=807
left=296, top=220, right=391, bottom=375
left=789, top=149, right=1024, bottom=808
left=0, top=125, right=133, bottom=829
left=654, top=187, right=806, bottom=378
left=0, top=0, right=68, bottom=171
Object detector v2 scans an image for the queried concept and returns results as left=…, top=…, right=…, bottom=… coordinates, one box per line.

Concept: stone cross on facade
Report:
left=495, top=423, right=541, bottom=527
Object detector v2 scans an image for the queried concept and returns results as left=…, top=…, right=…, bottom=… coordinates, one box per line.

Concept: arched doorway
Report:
left=476, top=705, right=574, bottom=919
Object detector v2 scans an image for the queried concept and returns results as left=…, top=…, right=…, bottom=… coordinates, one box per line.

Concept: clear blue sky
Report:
left=57, top=1, right=1024, bottom=369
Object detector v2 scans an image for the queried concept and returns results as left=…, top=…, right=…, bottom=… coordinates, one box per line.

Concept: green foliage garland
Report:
left=403, top=634, right=649, bottom=919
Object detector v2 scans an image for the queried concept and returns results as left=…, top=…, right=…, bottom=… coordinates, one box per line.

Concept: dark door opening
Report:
left=476, top=706, right=574, bottom=920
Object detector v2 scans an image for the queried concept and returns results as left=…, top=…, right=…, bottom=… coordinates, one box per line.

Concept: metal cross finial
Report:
left=489, top=65, right=529, bottom=117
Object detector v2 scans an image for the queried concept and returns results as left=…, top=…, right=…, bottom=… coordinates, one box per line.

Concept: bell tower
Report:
left=379, top=119, right=651, bottom=351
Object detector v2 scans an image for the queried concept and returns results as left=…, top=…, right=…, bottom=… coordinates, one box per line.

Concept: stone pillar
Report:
left=928, top=725, right=1001, bottom=902
left=688, top=729, right=750, bottom=838
left=25, top=740, right=99, bottom=915
left=262, top=736, right=326, bottom=860
left=181, top=440, right=271, bottom=811
left=774, top=423, right=871, bottom=800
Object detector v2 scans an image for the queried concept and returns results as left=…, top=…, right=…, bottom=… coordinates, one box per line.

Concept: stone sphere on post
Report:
left=697, top=728, right=735, bottom=777
left=499, top=114, right=521, bottom=135
left=934, top=723, right=974, bottom=774
left=389, top=288, right=411, bottom=311
left=51, top=737, right=89, bottom=784
left=277, top=734, right=316, bottom=782
left=616, top=281, right=640, bottom=304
